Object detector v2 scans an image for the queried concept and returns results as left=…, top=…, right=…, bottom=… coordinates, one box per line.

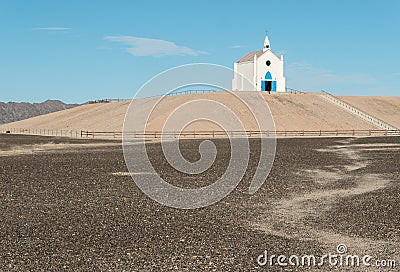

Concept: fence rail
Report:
left=1, top=128, right=399, bottom=139
left=88, top=98, right=131, bottom=104
left=285, top=88, right=306, bottom=94
left=85, top=88, right=305, bottom=104
left=0, top=128, right=81, bottom=138
left=87, top=90, right=220, bottom=104
left=166, top=89, right=218, bottom=96
left=79, top=129, right=400, bottom=139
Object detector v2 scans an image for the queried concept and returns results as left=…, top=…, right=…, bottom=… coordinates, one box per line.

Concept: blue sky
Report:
left=0, top=0, right=399, bottom=103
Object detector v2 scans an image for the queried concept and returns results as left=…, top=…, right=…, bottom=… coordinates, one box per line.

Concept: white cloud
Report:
left=104, top=35, right=208, bottom=57
left=231, top=45, right=244, bottom=49
left=286, top=62, right=376, bottom=90
left=97, top=46, right=112, bottom=51
left=32, top=27, right=71, bottom=31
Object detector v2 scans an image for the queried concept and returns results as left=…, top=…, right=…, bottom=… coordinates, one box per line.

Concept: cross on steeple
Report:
left=263, top=31, right=270, bottom=51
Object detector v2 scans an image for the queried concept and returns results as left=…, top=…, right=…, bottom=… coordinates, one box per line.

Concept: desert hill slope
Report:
left=1, top=92, right=399, bottom=133
left=339, top=96, right=400, bottom=129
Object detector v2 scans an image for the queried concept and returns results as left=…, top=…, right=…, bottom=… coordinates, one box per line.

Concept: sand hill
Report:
left=1, top=92, right=399, bottom=133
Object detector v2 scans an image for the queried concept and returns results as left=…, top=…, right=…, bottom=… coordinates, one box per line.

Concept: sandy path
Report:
left=0, top=142, right=121, bottom=156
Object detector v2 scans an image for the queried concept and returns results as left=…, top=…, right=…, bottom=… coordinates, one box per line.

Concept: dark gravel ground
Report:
left=0, top=135, right=399, bottom=271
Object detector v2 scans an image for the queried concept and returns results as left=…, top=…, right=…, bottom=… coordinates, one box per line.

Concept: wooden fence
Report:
left=80, top=129, right=400, bottom=139
left=87, top=98, right=131, bottom=104
left=0, top=128, right=81, bottom=138
left=2, top=128, right=399, bottom=139
left=84, top=88, right=305, bottom=104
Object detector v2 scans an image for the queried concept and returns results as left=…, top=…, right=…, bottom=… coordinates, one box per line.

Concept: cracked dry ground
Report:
left=0, top=134, right=399, bottom=271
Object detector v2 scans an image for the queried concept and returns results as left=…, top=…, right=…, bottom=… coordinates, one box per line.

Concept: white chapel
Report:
left=232, top=34, right=286, bottom=93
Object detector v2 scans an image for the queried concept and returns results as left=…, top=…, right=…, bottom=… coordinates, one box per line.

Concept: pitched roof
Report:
left=236, top=50, right=264, bottom=63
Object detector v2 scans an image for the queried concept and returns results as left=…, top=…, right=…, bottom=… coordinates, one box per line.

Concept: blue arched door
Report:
left=261, top=71, right=277, bottom=92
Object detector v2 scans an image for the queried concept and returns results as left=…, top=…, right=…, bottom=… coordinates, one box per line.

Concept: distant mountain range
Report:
left=0, top=100, right=79, bottom=125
